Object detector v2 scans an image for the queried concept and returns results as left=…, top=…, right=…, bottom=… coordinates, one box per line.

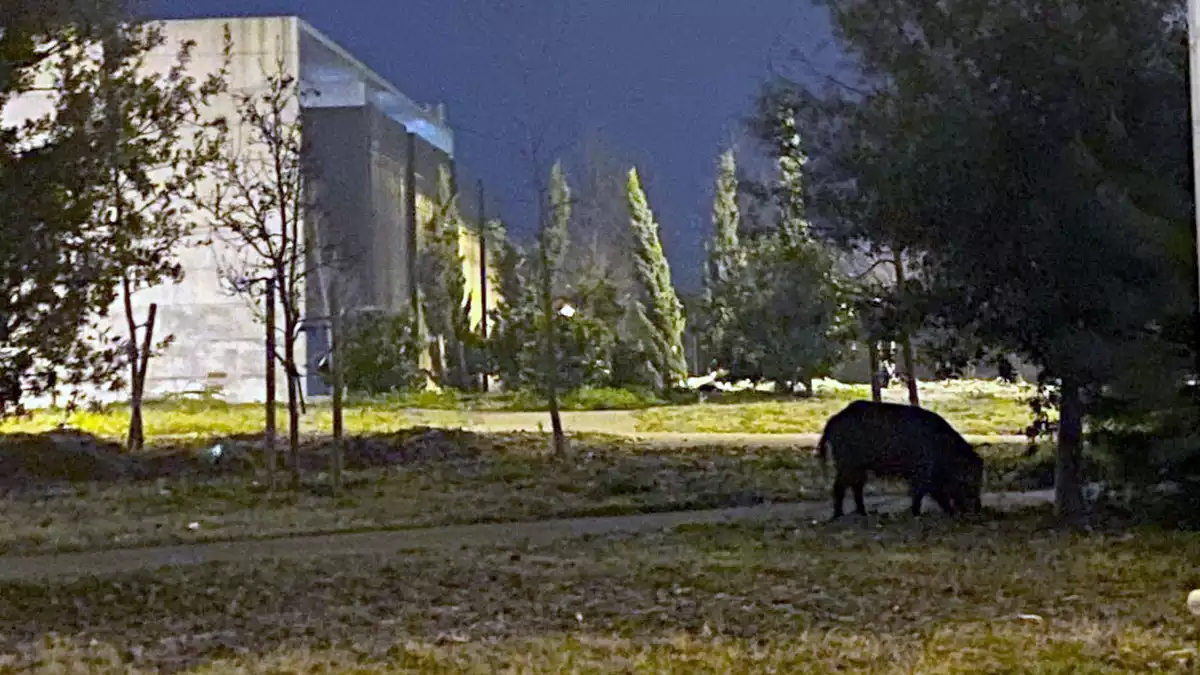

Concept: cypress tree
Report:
left=626, top=168, right=687, bottom=389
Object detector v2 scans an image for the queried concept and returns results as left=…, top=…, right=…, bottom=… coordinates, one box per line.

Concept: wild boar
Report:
left=815, top=400, right=984, bottom=517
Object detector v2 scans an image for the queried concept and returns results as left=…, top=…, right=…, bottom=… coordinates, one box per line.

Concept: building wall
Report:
left=121, top=17, right=304, bottom=404
left=6, top=16, right=490, bottom=405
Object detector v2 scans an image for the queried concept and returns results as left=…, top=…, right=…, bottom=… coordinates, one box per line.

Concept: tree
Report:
left=759, top=0, right=1192, bottom=523
left=488, top=240, right=542, bottom=390
left=198, top=56, right=339, bottom=487
left=565, top=135, right=640, bottom=303
left=626, top=168, right=687, bottom=390
left=0, top=1, right=146, bottom=415
left=714, top=154, right=849, bottom=395
left=701, top=148, right=745, bottom=373
left=539, top=162, right=571, bottom=456
left=419, top=165, right=473, bottom=390
left=93, top=22, right=230, bottom=452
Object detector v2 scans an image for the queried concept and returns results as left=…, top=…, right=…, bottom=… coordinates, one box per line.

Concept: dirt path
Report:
left=0, top=490, right=1055, bottom=583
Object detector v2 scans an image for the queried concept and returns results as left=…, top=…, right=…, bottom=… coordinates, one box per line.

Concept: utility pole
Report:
left=1189, top=0, right=1200, bottom=378
left=478, top=179, right=489, bottom=392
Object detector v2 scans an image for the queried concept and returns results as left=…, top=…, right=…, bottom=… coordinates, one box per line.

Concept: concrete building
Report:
left=6, top=16, right=498, bottom=403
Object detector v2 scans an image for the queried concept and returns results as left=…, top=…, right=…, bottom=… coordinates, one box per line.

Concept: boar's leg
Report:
left=910, top=485, right=926, bottom=516
left=832, top=473, right=849, bottom=518
left=852, top=478, right=867, bottom=516
left=930, top=488, right=955, bottom=515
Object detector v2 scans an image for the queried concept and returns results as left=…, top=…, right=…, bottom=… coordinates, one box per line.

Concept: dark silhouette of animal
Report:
left=815, top=400, right=984, bottom=517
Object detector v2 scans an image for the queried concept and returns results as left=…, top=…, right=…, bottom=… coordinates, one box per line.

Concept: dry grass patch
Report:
left=0, top=510, right=1196, bottom=673
left=0, top=426, right=1057, bottom=556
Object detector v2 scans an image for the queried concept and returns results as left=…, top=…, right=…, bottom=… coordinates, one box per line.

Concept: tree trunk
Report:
left=330, top=288, right=344, bottom=496
left=800, top=375, right=814, bottom=399
left=541, top=275, right=566, bottom=457
left=121, top=278, right=142, bottom=454
left=431, top=335, right=446, bottom=386
left=121, top=274, right=158, bottom=455
left=284, top=315, right=301, bottom=489
left=868, top=341, right=883, bottom=403
left=891, top=255, right=920, bottom=407
left=1055, top=380, right=1086, bottom=525
left=129, top=304, right=156, bottom=453
left=265, top=278, right=278, bottom=492
left=900, top=337, right=920, bottom=406
left=457, top=338, right=470, bottom=391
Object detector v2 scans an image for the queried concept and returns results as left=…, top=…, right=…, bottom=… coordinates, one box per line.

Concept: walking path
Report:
left=0, top=490, right=1055, bottom=583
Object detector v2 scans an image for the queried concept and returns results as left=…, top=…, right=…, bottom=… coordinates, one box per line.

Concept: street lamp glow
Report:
left=559, top=304, right=577, bottom=318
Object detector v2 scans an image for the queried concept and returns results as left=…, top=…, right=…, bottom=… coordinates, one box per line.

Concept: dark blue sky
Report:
left=151, top=0, right=835, bottom=291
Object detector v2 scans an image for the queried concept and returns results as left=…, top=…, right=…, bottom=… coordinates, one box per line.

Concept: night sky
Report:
left=150, top=0, right=836, bottom=291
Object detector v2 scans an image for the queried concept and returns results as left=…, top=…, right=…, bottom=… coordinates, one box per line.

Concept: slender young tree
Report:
left=198, top=56, right=339, bottom=488
left=540, top=161, right=571, bottom=456
left=93, top=22, right=230, bottom=452
left=626, top=168, right=687, bottom=390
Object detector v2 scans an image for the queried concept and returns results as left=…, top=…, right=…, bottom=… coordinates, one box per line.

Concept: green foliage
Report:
left=488, top=242, right=544, bottom=391
left=714, top=234, right=846, bottom=391
left=339, top=311, right=425, bottom=396
left=701, top=149, right=745, bottom=373
left=0, top=5, right=227, bottom=415
left=626, top=168, right=688, bottom=389
left=560, top=386, right=664, bottom=411
left=541, top=162, right=572, bottom=278
left=759, top=0, right=1192, bottom=517
left=702, top=147, right=848, bottom=392
left=706, top=149, right=743, bottom=287
left=488, top=246, right=617, bottom=395
left=419, top=165, right=474, bottom=389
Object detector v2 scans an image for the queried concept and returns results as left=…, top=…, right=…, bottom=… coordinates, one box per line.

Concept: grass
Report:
left=0, top=426, right=1061, bottom=556
left=0, top=379, right=1037, bottom=440
left=636, top=378, right=1040, bottom=436
left=1, top=509, right=1197, bottom=672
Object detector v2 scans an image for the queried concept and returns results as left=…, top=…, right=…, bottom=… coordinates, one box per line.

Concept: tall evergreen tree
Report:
left=708, top=149, right=743, bottom=284
left=419, top=165, right=471, bottom=389
left=702, top=149, right=744, bottom=373
left=626, top=168, right=687, bottom=389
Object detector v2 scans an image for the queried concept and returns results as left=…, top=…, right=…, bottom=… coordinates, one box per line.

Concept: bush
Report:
left=340, top=311, right=425, bottom=396
left=561, top=387, right=664, bottom=411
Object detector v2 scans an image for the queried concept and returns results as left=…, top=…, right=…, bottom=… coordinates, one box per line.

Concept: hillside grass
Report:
left=0, top=429, right=1058, bottom=556
left=1, top=509, right=1196, bottom=673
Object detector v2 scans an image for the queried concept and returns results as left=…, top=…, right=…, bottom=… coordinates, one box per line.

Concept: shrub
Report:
left=561, top=387, right=664, bottom=411
left=340, top=310, right=425, bottom=396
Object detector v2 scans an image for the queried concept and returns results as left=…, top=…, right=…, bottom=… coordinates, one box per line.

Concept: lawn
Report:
left=635, top=379, right=1040, bottom=436
left=0, top=396, right=442, bottom=441
left=1, top=509, right=1196, bottom=673
left=0, top=379, right=1038, bottom=440
left=0, top=428, right=1057, bottom=556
